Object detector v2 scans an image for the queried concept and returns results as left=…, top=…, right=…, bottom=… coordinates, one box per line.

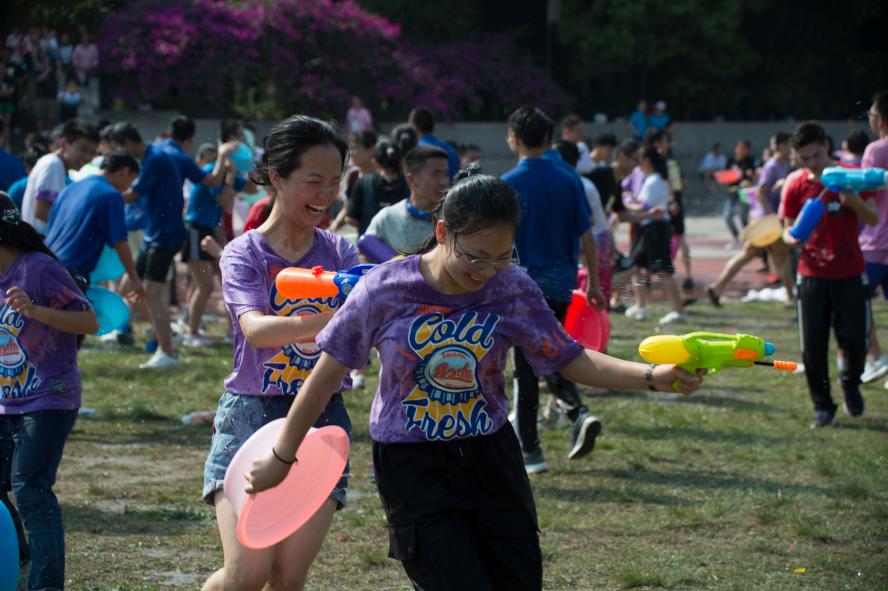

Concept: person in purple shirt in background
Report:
left=857, top=90, right=888, bottom=386
left=757, top=132, right=791, bottom=215
left=201, top=116, right=355, bottom=591
left=244, top=171, right=704, bottom=591
left=0, top=193, right=98, bottom=591
left=408, top=106, right=461, bottom=180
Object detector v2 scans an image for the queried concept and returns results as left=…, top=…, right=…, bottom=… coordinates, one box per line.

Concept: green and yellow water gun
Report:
left=638, top=332, right=797, bottom=384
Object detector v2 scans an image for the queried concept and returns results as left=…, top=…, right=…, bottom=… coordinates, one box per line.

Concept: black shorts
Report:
left=632, top=220, right=674, bottom=274
left=136, top=245, right=178, bottom=283
left=373, top=423, right=541, bottom=591
left=181, top=223, right=216, bottom=263
left=669, top=191, right=685, bottom=236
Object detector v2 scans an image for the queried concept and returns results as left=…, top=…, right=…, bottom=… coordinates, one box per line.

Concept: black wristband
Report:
left=644, top=364, right=658, bottom=391
left=272, top=447, right=297, bottom=465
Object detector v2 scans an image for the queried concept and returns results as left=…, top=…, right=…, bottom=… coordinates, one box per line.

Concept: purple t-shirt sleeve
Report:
left=510, top=273, right=584, bottom=376
left=220, top=240, right=268, bottom=320
left=758, top=160, right=778, bottom=189
left=316, top=274, right=375, bottom=369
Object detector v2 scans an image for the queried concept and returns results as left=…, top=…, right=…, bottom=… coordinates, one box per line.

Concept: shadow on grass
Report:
left=64, top=503, right=211, bottom=536
left=69, top=422, right=210, bottom=448
left=597, top=466, right=830, bottom=497
left=534, top=484, right=688, bottom=506
left=834, top=418, right=888, bottom=433
left=607, top=423, right=786, bottom=445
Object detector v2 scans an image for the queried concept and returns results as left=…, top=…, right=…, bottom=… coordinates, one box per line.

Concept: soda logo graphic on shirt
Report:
left=261, top=285, right=342, bottom=395
left=0, top=304, right=40, bottom=400
left=403, top=311, right=499, bottom=441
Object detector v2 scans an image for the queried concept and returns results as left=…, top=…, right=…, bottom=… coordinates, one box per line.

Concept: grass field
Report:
left=57, top=299, right=888, bottom=590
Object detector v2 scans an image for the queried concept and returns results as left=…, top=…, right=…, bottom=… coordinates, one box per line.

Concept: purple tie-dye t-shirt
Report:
left=220, top=229, right=358, bottom=396
left=0, top=251, right=89, bottom=415
left=316, top=255, right=584, bottom=444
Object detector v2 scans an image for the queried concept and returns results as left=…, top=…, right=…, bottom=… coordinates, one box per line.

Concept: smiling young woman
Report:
left=244, top=170, right=704, bottom=591
left=201, top=115, right=357, bottom=591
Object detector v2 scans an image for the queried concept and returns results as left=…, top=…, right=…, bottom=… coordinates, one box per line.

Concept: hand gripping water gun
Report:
left=819, top=166, right=888, bottom=193
left=638, top=332, right=797, bottom=388
left=275, top=264, right=375, bottom=300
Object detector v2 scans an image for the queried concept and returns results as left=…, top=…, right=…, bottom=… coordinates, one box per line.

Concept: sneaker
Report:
left=861, top=355, right=888, bottom=384
left=567, top=411, right=602, bottom=460
left=541, top=396, right=571, bottom=429
left=522, top=447, right=549, bottom=474
left=350, top=370, right=366, bottom=390
left=138, top=351, right=180, bottom=370
left=842, top=388, right=865, bottom=417
left=809, top=410, right=836, bottom=428
left=99, top=330, right=122, bottom=344
left=183, top=333, right=211, bottom=348
left=705, top=285, right=721, bottom=308
left=610, top=303, right=627, bottom=314
left=658, top=311, right=688, bottom=325
left=625, top=305, right=647, bottom=320
left=681, top=278, right=694, bottom=290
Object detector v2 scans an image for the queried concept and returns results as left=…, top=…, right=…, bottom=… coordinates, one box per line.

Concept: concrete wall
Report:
left=108, top=111, right=871, bottom=214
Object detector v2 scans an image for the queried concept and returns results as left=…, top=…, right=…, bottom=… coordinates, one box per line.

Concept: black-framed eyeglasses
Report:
left=453, top=235, right=520, bottom=272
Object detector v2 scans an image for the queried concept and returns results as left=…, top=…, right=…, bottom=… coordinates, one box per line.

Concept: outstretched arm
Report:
left=560, top=348, right=703, bottom=395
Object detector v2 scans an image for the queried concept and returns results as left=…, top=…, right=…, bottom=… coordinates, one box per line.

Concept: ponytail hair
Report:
left=415, top=164, right=520, bottom=253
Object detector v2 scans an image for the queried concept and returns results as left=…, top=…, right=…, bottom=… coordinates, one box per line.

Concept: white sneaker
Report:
left=139, top=351, right=181, bottom=370
left=861, top=355, right=888, bottom=384
left=625, top=305, right=647, bottom=320
left=659, top=311, right=688, bottom=325
left=350, top=370, right=366, bottom=389
left=99, top=330, right=121, bottom=343
left=183, top=333, right=211, bottom=348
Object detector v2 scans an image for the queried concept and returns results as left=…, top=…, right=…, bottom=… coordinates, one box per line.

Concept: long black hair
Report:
left=416, top=166, right=521, bottom=253
left=250, top=115, right=349, bottom=187
left=641, top=146, right=668, bottom=180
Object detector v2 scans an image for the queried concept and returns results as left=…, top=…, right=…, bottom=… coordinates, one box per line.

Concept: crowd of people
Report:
left=2, top=26, right=100, bottom=139
left=0, top=84, right=885, bottom=590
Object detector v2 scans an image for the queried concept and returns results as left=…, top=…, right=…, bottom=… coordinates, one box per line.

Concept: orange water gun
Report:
left=275, top=264, right=375, bottom=300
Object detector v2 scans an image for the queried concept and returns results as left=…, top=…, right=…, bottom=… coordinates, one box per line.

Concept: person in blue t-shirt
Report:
left=501, top=105, right=605, bottom=476
left=0, top=119, right=26, bottom=192
left=408, top=107, right=461, bottom=180
left=44, top=149, right=145, bottom=302
left=108, top=122, right=185, bottom=369
left=182, top=143, right=246, bottom=347
left=7, top=148, right=45, bottom=212
left=158, top=115, right=238, bottom=192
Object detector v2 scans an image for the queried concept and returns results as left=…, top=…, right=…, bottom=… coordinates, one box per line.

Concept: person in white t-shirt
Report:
left=561, top=114, right=596, bottom=174
left=625, top=147, right=685, bottom=325
left=21, top=118, right=98, bottom=233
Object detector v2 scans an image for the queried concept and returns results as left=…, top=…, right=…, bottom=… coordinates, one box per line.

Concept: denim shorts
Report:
left=202, top=391, right=351, bottom=507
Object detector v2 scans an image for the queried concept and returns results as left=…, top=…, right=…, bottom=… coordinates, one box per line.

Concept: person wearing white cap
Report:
left=650, top=100, right=672, bottom=132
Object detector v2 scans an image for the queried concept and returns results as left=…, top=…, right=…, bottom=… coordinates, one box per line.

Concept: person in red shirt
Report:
left=780, top=121, right=879, bottom=428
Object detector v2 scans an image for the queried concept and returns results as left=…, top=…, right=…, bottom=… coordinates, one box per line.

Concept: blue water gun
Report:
left=820, top=167, right=888, bottom=193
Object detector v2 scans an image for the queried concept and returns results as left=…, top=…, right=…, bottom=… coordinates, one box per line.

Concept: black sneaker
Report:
left=522, top=447, right=548, bottom=474
left=842, top=388, right=865, bottom=417
left=809, top=410, right=836, bottom=428
left=567, top=412, right=602, bottom=459
left=705, top=285, right=721, bottom=308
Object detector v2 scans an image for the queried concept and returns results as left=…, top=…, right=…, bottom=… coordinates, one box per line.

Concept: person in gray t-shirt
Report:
left=364, top=144, right=449, bottom=254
